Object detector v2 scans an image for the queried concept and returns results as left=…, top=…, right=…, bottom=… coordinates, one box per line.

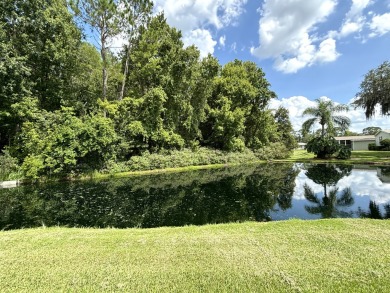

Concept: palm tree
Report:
left=302, top=99, right=350, bottom=137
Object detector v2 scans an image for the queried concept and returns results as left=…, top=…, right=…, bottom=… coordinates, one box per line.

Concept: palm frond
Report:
left=333, top=115, right=351, bottom=129
left=303, top=183, right=319, bottom=203
left=302, top=118, right=317, bottom=134
left=337, top=188, right=354, bottom=207
left=333, top=104, right=349, bottom=112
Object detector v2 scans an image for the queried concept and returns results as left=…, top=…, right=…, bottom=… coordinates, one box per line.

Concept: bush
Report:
left=380, top=139, right=390, bottom=150
left=368, top=143, right=377, bottom=151
left=337, top=146, right=351, bottom=159
left=306, top=136, right=339, bottom=159
left=254, top=142, right=293, bottom=160
left=125, top=147, right=260, bottom=172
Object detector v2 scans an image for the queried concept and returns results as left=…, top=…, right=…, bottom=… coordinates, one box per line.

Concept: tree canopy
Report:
left=0, top=2, right=297, bottom=178
left=353, top=61, right=390, bottom=119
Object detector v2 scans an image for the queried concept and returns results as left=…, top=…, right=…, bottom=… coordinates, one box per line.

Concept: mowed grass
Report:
left=1, top=219, right=390, bottom=292
left=284, top=149, right=390, bottom=164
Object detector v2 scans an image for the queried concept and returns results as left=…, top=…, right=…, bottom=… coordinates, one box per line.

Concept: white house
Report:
left=335, top=135, right=375, bottom=151
left=375, top=130, right=390, bottom=146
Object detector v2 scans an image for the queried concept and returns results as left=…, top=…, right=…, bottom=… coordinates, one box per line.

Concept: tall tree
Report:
left=118, top=0, right=153, bottom=100
left=126, top=14, right=218, bottom=146
left=70, top=0, right=120, bottom=100
left=353, top=61, right=390, bottom=119
left=204, top=60, right=276, bottom=150
left=0, top=0, right=81, bottom=149
left=274, top=106, right=296, bottom=150
left=302, top=98, right=350, bottom=137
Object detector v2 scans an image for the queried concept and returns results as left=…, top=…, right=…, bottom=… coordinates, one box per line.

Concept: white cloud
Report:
left=251, top=0, right=338, bottom=73
left=153, top=0, right=247, bottom=57
left=230, top=42, right=237, bottom=53
left=269, top=95, right=390, bottom=132
left=369, top=13, right=390, bottom=37
left=219, top=35, right=226, bottom=47
left=182, top=29, right=217, bottom=58
left=338, top=0, right=372, bottom=38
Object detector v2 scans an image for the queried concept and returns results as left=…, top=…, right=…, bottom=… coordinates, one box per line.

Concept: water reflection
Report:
left=1, top=163, right=390, bottom=230
left=303, top=164, right=354, bottom=218
left=359, top=201, right=390, bottom=219
left=0, top=164, right=299, bottom=230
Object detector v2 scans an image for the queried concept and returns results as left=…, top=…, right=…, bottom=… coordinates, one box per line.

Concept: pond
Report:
left=1, top=163, right=390, bottom=230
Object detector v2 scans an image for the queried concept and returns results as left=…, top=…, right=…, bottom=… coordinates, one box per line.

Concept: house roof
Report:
left=335, top=135, right=375, bottom=141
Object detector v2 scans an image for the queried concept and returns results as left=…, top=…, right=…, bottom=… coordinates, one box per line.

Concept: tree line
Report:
left=0, top=0, right=296, bottom=179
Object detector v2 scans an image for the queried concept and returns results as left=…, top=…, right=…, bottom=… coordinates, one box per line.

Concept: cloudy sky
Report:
left=152, top=0, right=390, bottom=132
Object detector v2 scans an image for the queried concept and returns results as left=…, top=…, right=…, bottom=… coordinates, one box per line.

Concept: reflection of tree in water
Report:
left=304, top=164, right=352, bottom=197
left=359, top=201, right=390, bottom=219
left=0, top=163, right=299, bottom=230
left=303, top=164, right=354, bottom=218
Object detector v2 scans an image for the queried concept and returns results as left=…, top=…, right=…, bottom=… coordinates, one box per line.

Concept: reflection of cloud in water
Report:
left=293, top=168, right=390, bottom=204
left=294, top=170, right=323, bottom=200
left=337, top=170, right=390, bottom=204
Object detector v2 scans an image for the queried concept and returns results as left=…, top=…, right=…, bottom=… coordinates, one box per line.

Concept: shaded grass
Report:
left=1, top=219, right=390, bottom=292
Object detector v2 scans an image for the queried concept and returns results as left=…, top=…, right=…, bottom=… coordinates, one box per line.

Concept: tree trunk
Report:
left=119, top=47, right=130, bottom=101
left=101, top=24, right=107, bottom=117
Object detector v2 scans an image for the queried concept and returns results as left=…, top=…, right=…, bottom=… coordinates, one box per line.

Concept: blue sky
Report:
left=150, top=0, right=390, bottom=132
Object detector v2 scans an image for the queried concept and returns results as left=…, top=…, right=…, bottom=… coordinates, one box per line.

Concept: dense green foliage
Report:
left=306, top=136, right=340, bottom=159
left=353, top=61, right=390, bottom=118
left=0, top=1, right=296, bottom=179
left=380, top=138, right=390, bottom=150
left=305, top=137, right=351, bottom=159
left=336, top=146, right=352, bottom=159
left=0, top=149, right=20, bottom=180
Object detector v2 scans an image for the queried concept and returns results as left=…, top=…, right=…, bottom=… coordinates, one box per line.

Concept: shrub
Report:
left=368, top=143, right=377, bottom=151
left=337, top=146, right=351, bottom=159
left=380, top=139, right=390, bottom=150
left=254, top=142, right=293, bottom=160
left=306, top=136, right=340, bottom=159
left=125, top=147, right=260, bottom=172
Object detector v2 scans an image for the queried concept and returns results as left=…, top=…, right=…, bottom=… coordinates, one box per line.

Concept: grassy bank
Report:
left=1, top=219, right=390, bottom=292
left=283, top=149, right=390, bottom=164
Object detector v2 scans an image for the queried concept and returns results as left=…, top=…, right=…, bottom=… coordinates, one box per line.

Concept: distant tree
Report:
left=274, top=107, right=297, bottom=150
left=363, top=126, right=381, bottom=135
left=302, top=99, right=350, bottom=138
left=353, top=61, right=390, bottom=119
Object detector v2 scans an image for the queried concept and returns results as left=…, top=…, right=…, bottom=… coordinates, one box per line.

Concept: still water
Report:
left=1, top=163, right=389, bottom=230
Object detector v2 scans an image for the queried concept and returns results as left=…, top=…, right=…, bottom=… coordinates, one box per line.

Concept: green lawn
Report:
left=283, top=149, right=390, bottom=164
left=1, top=219, right=390, bottom=292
